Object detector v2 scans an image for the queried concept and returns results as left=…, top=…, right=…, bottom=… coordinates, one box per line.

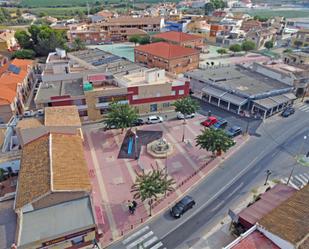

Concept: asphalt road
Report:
left=109, top=107, right=309, bottom=249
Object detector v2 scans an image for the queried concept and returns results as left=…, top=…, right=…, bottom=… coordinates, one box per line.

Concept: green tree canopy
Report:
left=217, top=48, right=228, bottom=55
left=152, top=37, right=165, bottom=43
left=229, top=44, right=242, bottom=53
left=294, top=40, right=303, bottom=48
left=264, top=41, right=274, bottom=50
left=195, top=128, right=235, bottom=156
left=12, top=49, right=36, bottom=59
left=129, top=35, right=140, bottom=46
left=253, top=15, right=268, bottom=22
left=104, top=102, right=138, bottom=133
left=241, top=40, right=256, bottom=52
left=204, top=2, right=215, bottom=15
left=131, top=165, right=175, bottom=216
left=72, top=38, right=86, bottom=51
left=15, top=30, right=32, bottom=49
left=139, top=36, right=150, bottom=45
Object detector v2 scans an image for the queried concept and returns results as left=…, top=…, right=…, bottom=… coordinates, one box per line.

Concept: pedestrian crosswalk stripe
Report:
left=143, top=236, right=158, bottom=247
left=295, top=175, right=307, bottom=185
left=149, top=242, right=164, bottom=249
left=122, top=226, right=150, bottom=245
left=299, top=105, right=309, bottom=111
left=126, top=231, right=154, bottom=249
left=280, top=173, right=308, bottom=190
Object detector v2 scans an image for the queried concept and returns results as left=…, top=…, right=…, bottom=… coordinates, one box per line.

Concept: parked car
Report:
left=146, top=115, right=163, bottom=124
left=132, top=118, right=144, bottom=126
left=281, top=107, right=295, bottom=117
left=37, top=109, right=44, bottom=116
left=201, top=116, right=217, bottom=127
left=177, top=112, right=195, bottom=120
left=210, top=119, right=228, bottom=130
left=226, top=126, right=242, bottom=137
left=304, top=99, right=309, bottom=104
left=170, top=196, right=196, bottom=218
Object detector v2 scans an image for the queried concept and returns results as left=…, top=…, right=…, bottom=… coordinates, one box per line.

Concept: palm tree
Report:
left=173, top=97, right=199, bottom=142
left=195, top=128, right=235, bottom=157
left=72, top=38, right=86, bottom=51
left=131, top=166, right=175, bottom=216
left=104, top=101, right=138, bottom=134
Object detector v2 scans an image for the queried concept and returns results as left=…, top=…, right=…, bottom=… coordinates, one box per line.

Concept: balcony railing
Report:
left=95, top=100, right=129, bottom=108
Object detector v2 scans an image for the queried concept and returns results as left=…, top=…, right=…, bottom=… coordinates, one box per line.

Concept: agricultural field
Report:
left=20, top=0, right=102, bottom=8
left=244, top=8, right=309, bottom=18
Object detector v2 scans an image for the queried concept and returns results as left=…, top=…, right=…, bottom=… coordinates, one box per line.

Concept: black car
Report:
left=281, top=107, right=295, bottom=117
left=170, top=196, right=195, bottom=218
left=132, top=118, right=144, bottom=126
left=226, top=126, right=242, bottom=137
left=210, top=119, right=228, bottom=130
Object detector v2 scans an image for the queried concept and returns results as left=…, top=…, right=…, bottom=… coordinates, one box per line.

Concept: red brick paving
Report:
left=82, top=115, right=248, bottom=247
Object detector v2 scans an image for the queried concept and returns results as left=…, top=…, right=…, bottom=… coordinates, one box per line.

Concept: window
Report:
left=179, top=90, right=184, bottom=95
left=71, top=236, right=84, bottom=245
left=171, top=90, right=176, bottom=96
left=163, top=102, right=170, bottom=108
left=79, top=110, right=88, bottom=117
left=133, top=95, right=139, bottom=100
left=150, top=104, right=157, bottom=112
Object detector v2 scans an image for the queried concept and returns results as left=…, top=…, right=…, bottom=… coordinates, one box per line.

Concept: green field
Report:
left=21, top=0, right=101, bottom=8
left=244, top=9, right=309, bottom=18
left=29, top=7, right=88, bottom=18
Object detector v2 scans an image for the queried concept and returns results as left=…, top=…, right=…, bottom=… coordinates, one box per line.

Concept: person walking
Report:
left=128, top=200, right=134, bottom=214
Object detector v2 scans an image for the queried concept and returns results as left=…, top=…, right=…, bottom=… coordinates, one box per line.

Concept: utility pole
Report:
left=264, top=169, right=272, bottom=185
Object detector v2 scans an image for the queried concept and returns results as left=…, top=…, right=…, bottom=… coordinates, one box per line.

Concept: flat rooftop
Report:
left=44, top=106, right=81, bottom=127
left=185, top=65, right=292, bottom=97
left=35, top=78, right=84, bottom=103
left=69, top=48, right=144, bottom=75
left=18, top=196, right=95, bottom=246
left=0, top=200, right=17, bottom=249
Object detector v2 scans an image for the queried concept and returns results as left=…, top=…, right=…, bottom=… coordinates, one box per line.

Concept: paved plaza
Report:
left=82, top=115, right=248, bottom=247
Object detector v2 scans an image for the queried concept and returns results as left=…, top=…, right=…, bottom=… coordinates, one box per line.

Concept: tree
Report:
left=12, top=49, right=36, bottom=59
left=195, top=128, right=235, bottom=157
left=72, top=38, right=86, bottom=51
left=204, top=2, right=215, bottom=15
left=129, top=35, right=140, bottom=46
left=210, top=0, right=226, bottom=9
left=131, top=165, right=175, bottom=216
left=152, top=37, right=165, bottom=43
left=217, top=48, right=227, bottom=56
left=264, top=41, right=274, bottom=50
left=104, top=102, right=138, bottom=133
left=16, top=8, right=22, bottom=17
left=139, top=36, right=150, bottom=45
left=173, top=97, right=199, bottom=142
left=294, top=40, right=303, bottom=48
left=253, top=15, right=268, bottom=22
left=15, top=31, right=32, bottom=49
left=229, top=44, right=242, bottom=54
left=283, top=48, right=292, bottom=53
left=241, top=40, right=256, bottom=53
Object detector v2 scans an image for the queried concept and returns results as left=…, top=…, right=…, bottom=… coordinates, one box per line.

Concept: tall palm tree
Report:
left=131, top=166, right=175, bottom=216
left=173, top=97, right=199, bottom=142
left=104, top=101, right=138, bottom=133
left=195, top=128, right=235, bottom=157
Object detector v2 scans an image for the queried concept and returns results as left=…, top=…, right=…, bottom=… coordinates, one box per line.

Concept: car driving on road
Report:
left=281, top=107, right=295, bottom=117
left=146, top=115, right=163, bottom=124
left=170, top=196, right=196, bottom=218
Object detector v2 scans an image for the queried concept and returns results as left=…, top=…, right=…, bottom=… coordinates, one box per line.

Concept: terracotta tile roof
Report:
left=52, top=133, right=91, bottom=191
left=15, top=134, right=51, bottom=209
left=0, top=59, right=33, bottom=106
left=15, top=133, right=91, bottom=209
left=44, top=106, right=81, bottom=127
left=16, top=118, right=43, bottom=130
left=135, top=42, right=199, bottom=60
left=153, top=31, right=202, bottom=43
left=258, top=185, right=309, bottom=247
left=231, top=231, right=280, bottom=249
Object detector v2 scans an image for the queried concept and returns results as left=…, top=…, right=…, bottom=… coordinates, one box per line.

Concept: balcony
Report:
left=95, top=100, right=129, bottom=108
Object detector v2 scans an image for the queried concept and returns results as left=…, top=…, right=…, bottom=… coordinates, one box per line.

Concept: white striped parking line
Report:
left=126, top=231, right=154, bottom=249
left=149, top=242, right=164, bottom=249
left=143, top=236, right=158, bottom=248
left=122, top=226, right=150, bottom=245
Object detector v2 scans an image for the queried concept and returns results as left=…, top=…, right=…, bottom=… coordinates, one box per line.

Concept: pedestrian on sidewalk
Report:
left=127, top=200, right=134, bottom=214
left=132, top=200, right=137, bottom=209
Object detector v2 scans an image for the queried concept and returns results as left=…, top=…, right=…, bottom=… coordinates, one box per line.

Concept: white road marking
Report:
left=149, top=242, right=164, bottom=249
left=143, top=236, right=158, bottom=247
left=126, top=231, right=154, bottom=249
left=122, top=226, right=150, bottom=245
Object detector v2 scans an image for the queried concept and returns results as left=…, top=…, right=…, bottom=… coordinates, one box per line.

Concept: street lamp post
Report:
left=264, top=169, right=272, bottom=185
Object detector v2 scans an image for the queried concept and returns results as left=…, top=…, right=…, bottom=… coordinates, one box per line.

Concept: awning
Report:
left=221, top=93, right=247, bottom=106
left=283, top=92, right=297, bottom=100
left=202, top=86, right=226, bottom=98
left=202, top=86, right=247, bottom=106
left=253, top=98, right=278, bottom=110
left=269, top=95, right=290, bottom=105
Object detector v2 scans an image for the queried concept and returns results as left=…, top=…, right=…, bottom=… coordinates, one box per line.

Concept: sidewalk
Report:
left=82, top=115, right=249, bottom=248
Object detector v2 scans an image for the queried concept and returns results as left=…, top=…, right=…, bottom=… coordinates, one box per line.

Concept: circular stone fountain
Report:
left=147, top=138, right=174, bottom=158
